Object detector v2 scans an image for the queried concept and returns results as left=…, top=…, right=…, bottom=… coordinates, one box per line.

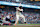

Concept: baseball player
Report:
left=14, top=4, right=26, bottom=25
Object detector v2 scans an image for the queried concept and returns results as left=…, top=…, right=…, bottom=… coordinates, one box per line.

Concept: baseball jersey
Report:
left=16, top=7, right=23, bottom=15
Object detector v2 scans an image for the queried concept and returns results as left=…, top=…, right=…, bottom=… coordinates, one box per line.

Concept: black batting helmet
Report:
left=19, top=6, right=22, bottom=9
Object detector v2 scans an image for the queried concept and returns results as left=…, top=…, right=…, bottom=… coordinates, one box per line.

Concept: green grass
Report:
left=0, top=26, right=40, bottom=27
left=17, top=24, right=40, bottom=25
left=0, top=24, right=40, bottom=27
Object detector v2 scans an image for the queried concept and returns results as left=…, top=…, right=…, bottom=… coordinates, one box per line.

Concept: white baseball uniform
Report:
left=15, top=7, right=26, bottom=24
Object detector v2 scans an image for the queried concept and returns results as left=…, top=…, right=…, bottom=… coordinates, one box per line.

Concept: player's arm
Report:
left=16, top=7, right=23, bottom=11
left=21, top=9, right=23, bottom=11
left=17, top=8, right=23, bottom=11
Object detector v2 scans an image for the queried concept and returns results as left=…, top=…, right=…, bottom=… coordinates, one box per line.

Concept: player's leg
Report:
left=14, top=15, right=19, bottom=25
left=20, top=14, right=26, bottom=24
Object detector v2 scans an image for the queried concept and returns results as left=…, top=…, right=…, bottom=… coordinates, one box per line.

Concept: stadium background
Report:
left=0, top=0, right=40, bottom=27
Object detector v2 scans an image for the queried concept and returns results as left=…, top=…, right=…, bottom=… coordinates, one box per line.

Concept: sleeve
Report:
left=16, top=7, right=23, bottom=11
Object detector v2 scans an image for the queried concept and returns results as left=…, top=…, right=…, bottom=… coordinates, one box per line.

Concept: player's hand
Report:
left=21, top=9, right=23, bottom=11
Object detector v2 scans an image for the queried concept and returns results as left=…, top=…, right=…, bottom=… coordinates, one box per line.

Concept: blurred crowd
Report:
left=0, top=0, right=40, bottom=6
left=0, top=8, right=40, bottom=24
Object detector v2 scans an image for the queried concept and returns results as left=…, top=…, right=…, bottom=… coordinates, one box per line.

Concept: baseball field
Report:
left=0, top=24, right=40, bottom=27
